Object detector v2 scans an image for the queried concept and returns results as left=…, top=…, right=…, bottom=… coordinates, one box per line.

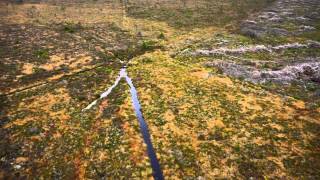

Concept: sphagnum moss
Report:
left=127, top=51, right=320, bottom=178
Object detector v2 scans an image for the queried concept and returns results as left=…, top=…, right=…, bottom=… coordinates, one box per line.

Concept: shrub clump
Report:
left=62, top=22, right=82, bottom=33
left=34, top=49, right=49, bottom=60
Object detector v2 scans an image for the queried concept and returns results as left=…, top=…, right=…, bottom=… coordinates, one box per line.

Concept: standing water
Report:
left=82, top=68, right=126, bottom=111
left=83, top=68, right=164, bottom=180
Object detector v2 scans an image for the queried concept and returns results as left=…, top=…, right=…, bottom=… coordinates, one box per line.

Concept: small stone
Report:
left=29, top=127, right=39, bottom=134
left=106, top=51, right=114, bottom=57
left=137, top=31, right=143, bottom=38
left=302, top=66, right=314, bottom=76
left=268, top=17, right=282, bottom=22
left=296, top=16, right=309, bottom=22
left=95, top=46, right=103, bottom=52
left=268, top=28, right=289, bottom=36
left=314, top=90, right=320, bottom=97
left=244, top=20, right=257, bottom=25
left=311, top=77, right=320, bottom=83
left=197, top=133, right=206, bottom=141
left=61, top=80, right=68, bottom=84
left=240, top=26, right=266, bottom=39
left=308, top=41, right=320, bottom=48
left=14, top=164, right=22, bottom=169
left=299, top=25, right=316, bottom=32
left=307, top=12, right=319, bottom=19
left=15, top=157, right=28, bottom=163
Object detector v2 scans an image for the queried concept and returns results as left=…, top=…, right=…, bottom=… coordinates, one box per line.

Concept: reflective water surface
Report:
left=83, top=68, right=164, bottom=180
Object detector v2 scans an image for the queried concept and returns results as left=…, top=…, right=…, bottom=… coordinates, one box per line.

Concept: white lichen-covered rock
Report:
left=240, top=0, right=320, bottom=37
left=205, top=59, right=320, bottom=84
left=189, top=41, right=319, bottom=56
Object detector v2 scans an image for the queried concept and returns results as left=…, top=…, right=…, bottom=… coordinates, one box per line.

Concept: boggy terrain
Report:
left=0, top=0, right=319, bottom=179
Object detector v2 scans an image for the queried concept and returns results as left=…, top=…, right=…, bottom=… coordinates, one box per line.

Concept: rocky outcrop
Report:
left=240, top=0, right=320, bottom=38
left=186, top=41, right=320, bottom=56
left=205, top=59, right=320, bottom=84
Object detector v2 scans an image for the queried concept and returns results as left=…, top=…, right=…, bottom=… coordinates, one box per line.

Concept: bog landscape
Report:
left=0, top=0, right=319, bottom=179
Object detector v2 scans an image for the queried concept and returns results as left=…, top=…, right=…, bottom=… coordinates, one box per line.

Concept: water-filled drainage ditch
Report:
left=83, top=67, right=164, bottom=180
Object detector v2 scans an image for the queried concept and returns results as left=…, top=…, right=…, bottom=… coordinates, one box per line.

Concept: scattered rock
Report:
left=29, top=127, right=40, bottom=134
left=306, top=12, right=320, bottom=19
left=137, top=31, right=143, bottom=38
left=189, top=42, right=318, bottom=56
left=61, top=80, right=68, bottom=84
left=313, top=89, right=320, bottom=97
left=268, top=28, right=289, bottom=36
left=15, top=157, right=28, bottom=164
left=303, top=66, right=314, bottom=76
left=269, top=16, right=283, bottom=23
left=197, top=133, right=206, bottom=141
left=13, top=164, right=22, bottom=170
left=205, top=60, right=320, bottom=84
left=311, top=77, right=320, bottom=83
left=296, top=16, right=310, bottom=22
left=299, top=25, right=316, bottom=32
left=308, top=40, right=320, bottom=48
left=240, top=0, right=320, bottom=37
left=240, top=26, right=266, bottom=38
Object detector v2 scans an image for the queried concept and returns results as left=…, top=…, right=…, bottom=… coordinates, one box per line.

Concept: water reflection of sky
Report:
left=83, top=68, right=164, bottom=180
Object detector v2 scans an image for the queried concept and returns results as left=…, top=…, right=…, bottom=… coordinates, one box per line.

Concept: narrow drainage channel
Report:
left=83, top=68, right=164, bottom=180
left=82, top=68, right=126, bottom=111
